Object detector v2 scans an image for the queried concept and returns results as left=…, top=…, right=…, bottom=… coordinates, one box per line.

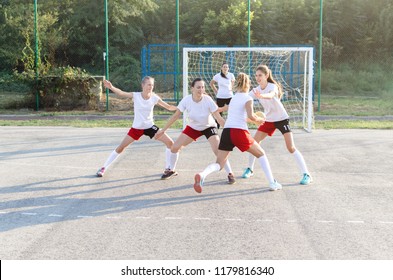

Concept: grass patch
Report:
left=0, top=118, right=184, bottom=129
left=316, top=91, right=393, bottom=116
left=315, top=120, right=393, bottom=130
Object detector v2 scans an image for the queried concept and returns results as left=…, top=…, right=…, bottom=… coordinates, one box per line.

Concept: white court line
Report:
left=317, top=220, right=335, bottom=223
left=256, top=219, right=273, bottom=222
left=165, top=217, right=182, bottom=220
left=225, top=218, right=242, bottom=221
left=135, top=216, right=151, bottom=219
left=379, top=221, right=393, bottom=224
left=48, top=214, right=63, bottom=217
left=194, top=217, right=211, bottom=220
left=21, top=212, right=37, bottom=216
left=77, top=215, right=93, bottom=218
left=347, top=220, right=365, bottom=224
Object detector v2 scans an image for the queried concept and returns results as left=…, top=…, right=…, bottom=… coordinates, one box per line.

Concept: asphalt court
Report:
left=0, top=126, right=393, bottom=260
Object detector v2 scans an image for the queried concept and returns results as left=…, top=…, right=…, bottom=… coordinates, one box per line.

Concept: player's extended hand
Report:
left=253, top=88, right=262, bottom=98
left=154, top=129, right=165, bottom=140
left=103, top=80, right=113, bottom=90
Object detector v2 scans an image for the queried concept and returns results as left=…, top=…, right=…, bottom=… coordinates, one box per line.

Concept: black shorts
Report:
left=216, top=97, right=232, bottom=107
left=144, top=125, right=160, bottom=138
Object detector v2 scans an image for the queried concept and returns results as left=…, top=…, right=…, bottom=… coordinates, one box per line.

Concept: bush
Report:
left=25, top=66, right=102, bottom=110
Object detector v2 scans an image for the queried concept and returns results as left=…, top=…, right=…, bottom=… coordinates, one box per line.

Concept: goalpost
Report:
left=182, top=47, right=314, bottom=132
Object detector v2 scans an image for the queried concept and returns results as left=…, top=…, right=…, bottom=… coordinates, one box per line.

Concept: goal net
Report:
left=182, top=47, right=314, bottom=132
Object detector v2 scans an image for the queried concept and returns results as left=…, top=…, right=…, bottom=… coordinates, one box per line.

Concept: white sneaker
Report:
left=269, top=180, right=282, bottom=191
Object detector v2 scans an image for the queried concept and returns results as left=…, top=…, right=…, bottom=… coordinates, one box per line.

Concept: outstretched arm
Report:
left=212, top=110, right=226, bottom=128
left=245, top=100, right=264, bottom=125
left=253, top=88, right=275, bottom=99
left=154, top=109, right=182, bottom=139
left=103, top=80, right=133, bottom=98
left=157, top=99, right=177, bottom=111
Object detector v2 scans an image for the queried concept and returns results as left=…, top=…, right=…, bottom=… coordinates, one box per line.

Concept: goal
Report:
left=182, top=47, right=314, bottom=132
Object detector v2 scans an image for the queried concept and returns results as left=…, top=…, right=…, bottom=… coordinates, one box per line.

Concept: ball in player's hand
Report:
left=255, top=111, right=266, bottom=119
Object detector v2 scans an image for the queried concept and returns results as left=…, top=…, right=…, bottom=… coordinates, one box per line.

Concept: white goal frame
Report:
left=182, top=46, right=314, bottom=132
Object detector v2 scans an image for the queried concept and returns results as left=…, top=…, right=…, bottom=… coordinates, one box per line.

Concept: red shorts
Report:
left=127, top=125, right=159, bottom=140
left=258, top=119, right=291, bottom=136
left=219, top=128, right=255, bottom=152
left=182, top=125, right=218, bottom=141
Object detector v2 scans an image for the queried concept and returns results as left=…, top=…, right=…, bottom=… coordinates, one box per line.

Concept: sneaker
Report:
left=161, top=169, right=178, bottom=180
left=227, top=173, right=236, bottom=184
left=193, top=173, right=204, bottom=193
left=300, top=173, right=312, bottom=185
left=96, top=167, right=105, bottom=177
left=269, top=180, right=282, bottom=191
left=241, top=167, right=253, bottom=179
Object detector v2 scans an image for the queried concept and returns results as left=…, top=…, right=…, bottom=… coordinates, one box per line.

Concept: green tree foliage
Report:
left=1, top=0, right=392, bottom=88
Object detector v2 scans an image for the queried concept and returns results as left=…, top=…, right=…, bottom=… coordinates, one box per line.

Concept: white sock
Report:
left=170, top=152, right=179, bottom=170
left=200, top=163, right=220, bottom=179
left=248, top=154, right=256, bottom=171
left=293, top=149, right=309, bottom=174
left=165, top=148, right=171, bottom=170
left=258, top=155, right=275, bottom=183
left=103, top=150, right=120, bottom=169
left=224, top=160, right=233, bottom=174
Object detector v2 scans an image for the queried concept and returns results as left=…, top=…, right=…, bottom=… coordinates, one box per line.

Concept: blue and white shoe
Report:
left=241, top=167, right=254, bottom=179
left=269, top=180, right=282, bottom=191
left=300, top=173, right=312, bottom=185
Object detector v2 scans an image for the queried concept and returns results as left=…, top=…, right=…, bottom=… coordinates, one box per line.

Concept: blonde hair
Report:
left=234, top=72, right=250, bottom=93
left=255, top=65, right=283, bottom=99
left=141, top=76, right=154, bottom=85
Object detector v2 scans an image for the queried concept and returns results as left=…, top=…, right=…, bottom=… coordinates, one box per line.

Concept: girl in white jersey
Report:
left=193, top=73, right=282, bottom=193
left=242, top=65, right=312, bottom=185
left=96, top=76, right=177, bottom=178
left=155, top=78, right=236, bottom=184
left=209, top=62, right=235, bottom=128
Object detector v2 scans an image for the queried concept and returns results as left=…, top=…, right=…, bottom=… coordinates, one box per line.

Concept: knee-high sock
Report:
left=258, top=155, right=274, bottom=184
left=165, top=148, right=172, bottom=170
left=248, top=154, right=256, bottom=171
left=223, top=159, right=233, bottom=174
left=293, top=149, right=309, bottom=174
left=103, top=150, right=120, bottom=169
left=170, top=152, right=179, bottom=170
left=200, top=163, right=220, bottom=179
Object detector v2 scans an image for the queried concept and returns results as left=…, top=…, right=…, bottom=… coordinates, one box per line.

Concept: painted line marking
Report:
left=136, top=216, right=151, bottom=219
left=347, top=220, right=365, bottom=224
left=379, top=221, right=393, bottom=224
left=194, top=217, right=211, bottom=220
left=0, top=211, right=8, bottom=214
left=48, top=214, right=63, bottom=217
left=77, top=215, right=93, bottom=218
left=225, top=218, right=242, bottom=221
left=106, top=216, right=122, bottom=219
left=257, top=219, right=273, bottom=222
left=317, top=220, right=335, bottom=223
left=165, top=217, right=182, bottom=220
left=21, top=212, right=37, bottom=216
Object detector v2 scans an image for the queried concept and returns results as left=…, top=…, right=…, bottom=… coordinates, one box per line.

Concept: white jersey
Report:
left=177, top=94, right=218, bottom=131
left=132, top=92, right=160, bottom=129
left=224, top=92, right=253, bottom=131
left=213, top=72, right=235, bottom=98
left=249, top=83, right=289, bottom=122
